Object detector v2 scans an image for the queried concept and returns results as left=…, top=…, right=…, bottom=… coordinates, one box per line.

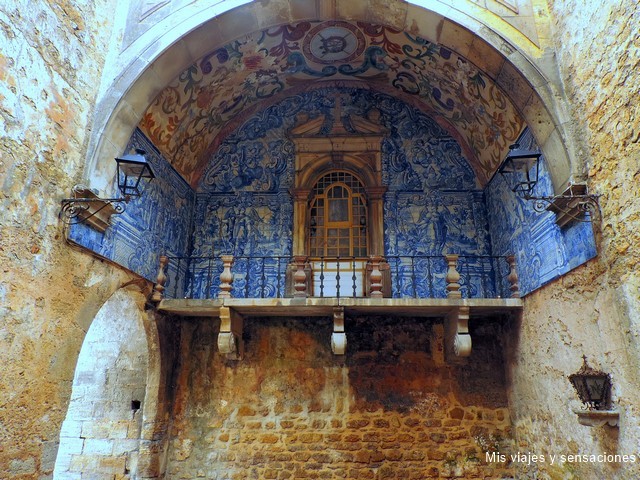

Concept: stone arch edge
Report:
left=84, top=0, right=576, bottom=197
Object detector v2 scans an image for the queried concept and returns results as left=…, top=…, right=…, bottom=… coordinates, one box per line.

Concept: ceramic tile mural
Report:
left=71, top=90, right=594, bottom=299
left=183, top=192, right=293, bottom=299
left=67, top=129, right=195, bottom=287
left=139, top=20, right=524, bottom=185
left=485, top=129, right=597, bottom=295
left=189, top=87, right=499, bottom=298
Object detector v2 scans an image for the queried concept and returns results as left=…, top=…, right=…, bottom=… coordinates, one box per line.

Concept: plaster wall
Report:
left=504, top=1, right=640, bottom=478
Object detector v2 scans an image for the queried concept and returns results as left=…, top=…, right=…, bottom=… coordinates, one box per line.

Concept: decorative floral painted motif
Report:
left=140, top=20, right=523, bottom=186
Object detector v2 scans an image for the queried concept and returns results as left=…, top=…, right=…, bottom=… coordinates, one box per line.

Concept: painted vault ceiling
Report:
left=139, top=20, right=525, bottom=187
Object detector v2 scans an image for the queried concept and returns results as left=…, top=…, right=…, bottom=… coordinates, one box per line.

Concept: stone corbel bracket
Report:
left=331, top=307, right=347, bottom=355
left=445, top=306, right=471, bottom=362
left=573, top=409, right=619, bottom=427
left=217, top=306, right=244, bottom=360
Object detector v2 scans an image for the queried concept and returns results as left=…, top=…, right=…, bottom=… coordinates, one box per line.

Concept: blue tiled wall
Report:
left=185, top=192, right=293, bottom=298
left=71, top=92, right=596, bottom=299
left=192, top=87, right=494, bottom=298
left=68, top=129, right=195, bottom=287
left=485, top=129, right=597, bottom=295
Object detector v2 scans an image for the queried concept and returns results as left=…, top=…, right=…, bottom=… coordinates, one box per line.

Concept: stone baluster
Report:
left=445, top=254, right=461, bottom=299
left=506, top=255, right=520, bottom=298
left=218, top=255, right=234, bottom=299
left=293, top=255, right=308, bottom=298
left=150, top=255, right=168, bottom=303
left=368, top=255, right=384, bottom=298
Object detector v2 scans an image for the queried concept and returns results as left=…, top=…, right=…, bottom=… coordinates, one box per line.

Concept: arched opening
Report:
left=54, top=289, right=151, bottom=479
left=86, top=0, right=576, bottom=199
left=306, top=171, right=371, bottom=297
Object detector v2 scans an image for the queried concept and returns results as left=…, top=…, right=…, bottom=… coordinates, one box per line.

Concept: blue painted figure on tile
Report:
left=69, top=88, right=595, bottom=300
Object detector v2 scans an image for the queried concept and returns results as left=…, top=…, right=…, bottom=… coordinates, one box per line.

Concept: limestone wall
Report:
left=505, top=1, right=640, bottom=478
left=1, top=1, right=639, bottom=479
left=166, top=316, right=514, bottom=479
left=0, top=1, right=144, bottom=477
left=53, top=289, right=149, bottom=478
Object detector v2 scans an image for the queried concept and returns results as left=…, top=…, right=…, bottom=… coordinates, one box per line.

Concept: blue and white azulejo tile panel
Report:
left=485, top=129, right=597, bottom=295
left=68, top=128, right=195, bottom=282
left=70, top=89, right=596, bottom=299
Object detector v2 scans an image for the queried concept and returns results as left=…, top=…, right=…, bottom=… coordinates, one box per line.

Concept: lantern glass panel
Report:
left=569, top=357, right=612, bottom=410
left=498, top=145, right=541, bottom=197
left=115, top=149, right=155, bottom=198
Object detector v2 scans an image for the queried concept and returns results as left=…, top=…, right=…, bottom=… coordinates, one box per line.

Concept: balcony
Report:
left=151, top=253, right=522, bottom=361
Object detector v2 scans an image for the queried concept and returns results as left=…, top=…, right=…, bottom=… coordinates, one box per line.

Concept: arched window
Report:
left=308, top=171, right=368, bottom=258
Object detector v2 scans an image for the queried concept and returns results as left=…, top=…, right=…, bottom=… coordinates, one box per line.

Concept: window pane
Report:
left=328, top=186, right=347, bottom=198
left=308, top=172, right=370, bottom=258
left=328, top=198, right=349, bottom=222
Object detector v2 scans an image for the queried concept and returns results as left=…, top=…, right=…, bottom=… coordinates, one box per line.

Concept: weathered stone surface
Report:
left=164, top=316, right=514, bottom=478
left=0, top=3, right=139, bottom=478
left=1, top=1, right=639, bottom=479
left=502, top=1, right=640, bottom=479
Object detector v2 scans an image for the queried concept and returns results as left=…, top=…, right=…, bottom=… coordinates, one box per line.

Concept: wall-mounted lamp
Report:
left=498, top=143, right=541, bottom=197
left=498, top=144, right=600, bottom=226
left=568, top=355, right=619, bottom=427
left=60, top=149, right=155, bottom=232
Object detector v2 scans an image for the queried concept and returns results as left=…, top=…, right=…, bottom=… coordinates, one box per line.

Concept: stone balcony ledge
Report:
left=157, top=296, right=522, bottom=318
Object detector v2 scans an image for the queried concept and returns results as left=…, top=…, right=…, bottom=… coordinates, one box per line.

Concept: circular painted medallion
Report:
left=303, top=21, right=366, bottom=65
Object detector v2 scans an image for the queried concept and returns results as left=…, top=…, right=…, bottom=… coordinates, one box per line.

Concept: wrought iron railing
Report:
left=385, top=255, right=515, bottom=299
left=154, top=253, right=519, bottom=301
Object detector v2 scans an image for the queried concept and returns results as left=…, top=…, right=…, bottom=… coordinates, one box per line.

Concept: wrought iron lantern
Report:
left=497, top=143, right=600, bottom=225
left=60, top=149, right=155, bottom=232
left=115, top=148, right=155, bottom=198
left=498, top=143, right=541, bottom=197
left=569, top=355, right=612, bottom=410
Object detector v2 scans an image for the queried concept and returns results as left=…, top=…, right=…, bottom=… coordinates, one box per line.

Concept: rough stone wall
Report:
left=505, top=1, right=640, bottom=479
left=0, top=1, right=148, bottom=478
left=1, top=1, right=639, bottom=479
left=166, top=316, right=515, bottom=479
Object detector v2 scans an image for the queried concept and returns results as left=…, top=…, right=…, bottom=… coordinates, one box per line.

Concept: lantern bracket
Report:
left=498, top=144, right=600, bottom=225
left=59, top=149, right=154, bottom=232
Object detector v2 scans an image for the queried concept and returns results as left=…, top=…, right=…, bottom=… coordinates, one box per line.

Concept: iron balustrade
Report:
left=385, top=255, right=513, bottom=299
left=159, top=254, right=517, bottom=300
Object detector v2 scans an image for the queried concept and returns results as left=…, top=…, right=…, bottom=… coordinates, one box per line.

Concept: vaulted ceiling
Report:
left=138, top=19, right=525, bottom=188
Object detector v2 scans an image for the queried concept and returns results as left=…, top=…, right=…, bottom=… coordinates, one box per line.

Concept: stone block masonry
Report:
left=165, top=316, right=514, bottom=479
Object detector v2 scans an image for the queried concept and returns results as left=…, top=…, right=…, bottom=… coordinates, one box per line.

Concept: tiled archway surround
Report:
left=86, top=0, right=577, bottom=199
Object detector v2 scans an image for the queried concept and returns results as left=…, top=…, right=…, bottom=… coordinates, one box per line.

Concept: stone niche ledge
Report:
left=573, top=409, right=619, bottom=427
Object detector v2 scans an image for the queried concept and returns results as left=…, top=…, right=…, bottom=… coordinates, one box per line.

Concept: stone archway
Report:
left=53, top=288, right=161, bottom=479
left=84, top=0, right=577, bottom=197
